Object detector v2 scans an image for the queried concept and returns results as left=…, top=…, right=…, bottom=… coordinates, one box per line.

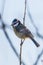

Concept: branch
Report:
left=20, top=40, right=24, bottom=65
left=20, top=0, right=27, bottom=65
left=27, top=7, right=43, bottom=39
left=33, top=50, right=43, bottom=65
left=0, top=14, right=26, bottom=65
left=0, top=0, right=26, bottom=65
left=23, top=0, right=27, bottom=25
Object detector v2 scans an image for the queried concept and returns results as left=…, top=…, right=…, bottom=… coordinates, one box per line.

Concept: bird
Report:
left=11, top=19, right=40, bottom=47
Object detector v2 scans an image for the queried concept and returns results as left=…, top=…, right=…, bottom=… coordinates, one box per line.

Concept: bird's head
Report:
left=11, top=19, right=20, bottom=27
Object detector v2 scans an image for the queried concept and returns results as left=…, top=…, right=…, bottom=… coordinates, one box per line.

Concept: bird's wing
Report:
left=19, top=24, right=34, bottom=38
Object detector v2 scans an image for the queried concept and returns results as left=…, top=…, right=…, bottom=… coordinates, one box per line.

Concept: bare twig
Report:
left=0, top=0, right=25, bottom=65
left=23, top=0, right=27, bottom=25
left=20, top=0, right=27, bottom=65
left=27, top=6, right=43, bottom=39
left=1, top=0, right=6, bottom=16
left=20, top=40, right=24, bottom=65
left=33, top=50, right=43, bottom=65
left=0, top=14, right=26, bottom=65
left=27, top=5, right=43, bottom=65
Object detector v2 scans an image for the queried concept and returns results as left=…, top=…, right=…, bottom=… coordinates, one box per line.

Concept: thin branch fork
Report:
left=20, top=40, right=24, bottom=65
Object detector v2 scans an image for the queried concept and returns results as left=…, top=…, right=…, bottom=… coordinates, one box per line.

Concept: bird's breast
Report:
left=13, top=28, right=28, bottom=39
left=13, top=28, right=23, bottom=38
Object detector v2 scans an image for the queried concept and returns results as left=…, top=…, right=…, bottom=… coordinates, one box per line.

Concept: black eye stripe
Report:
left=14, top=22, right=17, bottom=24
left=13, top=21, right=17, bottom=24
left=13, top=22, right=19, bottom=27
left=12, top=19, right=20, bottom=26
left=13, top=22, right=19, bottom=25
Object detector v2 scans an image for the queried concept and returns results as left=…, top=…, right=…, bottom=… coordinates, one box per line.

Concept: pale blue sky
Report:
left=0, top=0, right=43, bottom=65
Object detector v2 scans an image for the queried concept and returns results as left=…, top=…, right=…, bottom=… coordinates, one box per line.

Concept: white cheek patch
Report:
left=13, top=22, right=19, bottom=27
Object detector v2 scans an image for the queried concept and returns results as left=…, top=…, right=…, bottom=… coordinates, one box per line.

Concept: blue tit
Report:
left=11, top=19, right=40, bottom=47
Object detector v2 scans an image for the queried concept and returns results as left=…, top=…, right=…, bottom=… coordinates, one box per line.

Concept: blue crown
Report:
left=12, top=19, right=18, bottom=24
left=13, top=19, right=17, bottom=22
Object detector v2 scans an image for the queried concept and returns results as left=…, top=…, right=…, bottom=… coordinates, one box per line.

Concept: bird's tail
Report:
left=30, top=37, right=40, bottom=47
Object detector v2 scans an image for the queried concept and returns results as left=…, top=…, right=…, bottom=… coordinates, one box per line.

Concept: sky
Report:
left=0, top=0, right=43, bottom=65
